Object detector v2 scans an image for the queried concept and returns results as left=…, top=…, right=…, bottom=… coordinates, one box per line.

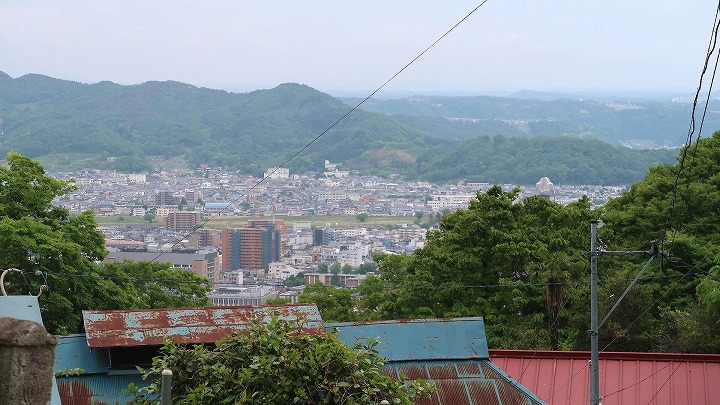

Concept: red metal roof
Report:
left=82, top=304, right=323, bottom=348
left=490, top=349, right=720, bottom=405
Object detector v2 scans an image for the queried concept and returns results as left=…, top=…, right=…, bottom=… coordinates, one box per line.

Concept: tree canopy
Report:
left=0, top=153, right=209, bottom=334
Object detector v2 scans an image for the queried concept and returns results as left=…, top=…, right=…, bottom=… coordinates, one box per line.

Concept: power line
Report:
left=592, top=3, right=720, bottom=403
left=519, top=280, right=581, bottom=380
left=661, top=1, right=720, bottom=255
left=42, top=268, right=702, bottom=290
left=146, top=1, right=490, bottom=265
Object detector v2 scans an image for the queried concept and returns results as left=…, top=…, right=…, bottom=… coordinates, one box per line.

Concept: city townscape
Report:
left=51, top=160, right=627, bottom=307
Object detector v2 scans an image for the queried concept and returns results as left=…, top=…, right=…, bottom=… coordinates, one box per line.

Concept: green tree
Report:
left=0, top=153, right=209, bottom=334
left=283, top=273, right=306, bottom=287
left=264, top=297, right=291, bottom=305
left=599, top=132, right=720, bottom=351
left=356, top=187, right=593, bottom=350
left=355, top=212, right=369, bottom=222
left=143, top=212, right=156, bottom=222
left=132, top=316, right=434, bottom=404
left=298, top=283, right=355, bottom=322
left=0, top=152, right=107, bottom=333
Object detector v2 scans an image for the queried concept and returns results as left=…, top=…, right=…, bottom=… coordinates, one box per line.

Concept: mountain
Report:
left=340, top=94, right=719, bottom=148
left=0, top=72, right=678, bottom=184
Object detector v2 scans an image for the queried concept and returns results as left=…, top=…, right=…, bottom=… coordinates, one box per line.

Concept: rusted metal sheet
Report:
left=83, top=303, right=323, bottom=348
left=56, top=375, right=142, bottom=405
left=385, top=360, right=544, bottom=404
left=436, top=379, right=473, bottom=405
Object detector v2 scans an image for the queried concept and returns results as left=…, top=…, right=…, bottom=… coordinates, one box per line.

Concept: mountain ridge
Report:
left=0, top=72, right=679, bottom=185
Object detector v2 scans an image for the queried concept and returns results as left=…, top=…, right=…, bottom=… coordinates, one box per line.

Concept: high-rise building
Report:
left=221, top=221, right=281, bottom=272
left=165, top=211, right=200, bottom=233
left=154, top=190, right=177, bottom=206
left=187, top=228, right=221, bottom=249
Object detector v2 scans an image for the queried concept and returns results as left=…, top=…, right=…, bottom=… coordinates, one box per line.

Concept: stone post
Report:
left=0, top=317, right=57, bottom=405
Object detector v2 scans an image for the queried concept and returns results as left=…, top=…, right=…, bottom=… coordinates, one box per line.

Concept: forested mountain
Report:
left=342, top=94, right=719, bottom=148
left=0, top=72, right=679, bottom=184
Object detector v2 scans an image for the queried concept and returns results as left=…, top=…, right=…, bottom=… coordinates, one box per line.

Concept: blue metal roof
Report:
left=0, top=295, right=61, bottom=405
left=56, top=374, right=143, bottom=405
left=326, top=317, right=489, bottom=361
left=327, top=318, right=546, bottom=405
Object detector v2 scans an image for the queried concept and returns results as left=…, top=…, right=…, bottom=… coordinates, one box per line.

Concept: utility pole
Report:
left=588, top=220, right=660, bottom=405
left=589, top=219, right=600, bottom=405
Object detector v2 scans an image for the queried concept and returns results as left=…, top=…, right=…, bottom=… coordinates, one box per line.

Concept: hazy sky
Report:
left=1, top=1, right=717, bottom=96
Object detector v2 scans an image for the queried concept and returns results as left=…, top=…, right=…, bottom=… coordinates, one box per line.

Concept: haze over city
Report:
left=1, top=0, right=716, bottom=96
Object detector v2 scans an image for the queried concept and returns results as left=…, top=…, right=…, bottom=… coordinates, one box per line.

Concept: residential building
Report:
left=221, top=221, right=282, bottom=272
left=165, top=211, right=200, bottom=233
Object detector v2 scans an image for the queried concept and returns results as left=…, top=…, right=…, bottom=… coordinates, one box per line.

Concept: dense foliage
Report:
left=597, top=131, right=720, bottom=351
left=299, top=133, right=720, bottom=353
left=415, top=135, right=676, bottom=185
left=132, top=316, right=434, bottom=404
left=358, top=188, right=594, bottom=350
left=0, top=72, right=676, bottom=184
left=0, top=153, right=209, bottom=333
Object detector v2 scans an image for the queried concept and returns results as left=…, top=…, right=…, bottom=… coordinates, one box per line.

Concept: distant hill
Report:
left=341, top=94, right=720, bottom=148
left=0, top=72, right=678, bottom=184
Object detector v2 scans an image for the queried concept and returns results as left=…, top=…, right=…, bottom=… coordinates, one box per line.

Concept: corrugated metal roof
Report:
left=384, top=360, right=543, bottom=405
left=82, top=303, right=323, bottom=348
left=490, top=349, right=720, bottom=405
left=329, top=318, right=546, bottom=405
left=56, top=374, right=143, bottom=405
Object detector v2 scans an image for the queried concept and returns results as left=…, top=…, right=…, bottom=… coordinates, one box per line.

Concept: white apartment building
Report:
left=427, top=194, right=476, bottom=210
left=208, top=285, right=276, bottom=306
left=264, top=167, right=290, bottom=179
left=317, top=191, right=351, bottom=202
left=156, top=205, right=180, bottom=217
left=267, top=263, right=303, bottom=281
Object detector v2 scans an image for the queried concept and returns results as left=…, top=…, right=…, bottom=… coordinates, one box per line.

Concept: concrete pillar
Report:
left=0, top=317, right=57, bottom=405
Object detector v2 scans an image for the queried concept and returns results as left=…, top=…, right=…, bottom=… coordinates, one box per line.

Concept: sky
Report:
left=0, top=1, right=717, bottom=97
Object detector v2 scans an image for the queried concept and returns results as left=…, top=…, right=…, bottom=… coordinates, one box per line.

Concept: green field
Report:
left=95, top=215, right=416, bottom=228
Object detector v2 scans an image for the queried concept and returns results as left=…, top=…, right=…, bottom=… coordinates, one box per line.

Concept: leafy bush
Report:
left=132, top=316, right=434, bottom=404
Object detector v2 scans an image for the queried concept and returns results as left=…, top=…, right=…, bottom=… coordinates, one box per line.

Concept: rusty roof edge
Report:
left=489, top=349, right=720, bottom=363
left=82, top=304, right=324, bottom=348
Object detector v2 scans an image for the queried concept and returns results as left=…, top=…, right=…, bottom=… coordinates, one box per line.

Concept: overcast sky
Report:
left=1, top=1, right=717, bottom=96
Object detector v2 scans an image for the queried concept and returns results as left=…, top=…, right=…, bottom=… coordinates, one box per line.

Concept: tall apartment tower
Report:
left=165, top=211, right=200, bottom=233
left=154, top=190, right=177, bottom=206
left=221, top=221, right=281, bottom=272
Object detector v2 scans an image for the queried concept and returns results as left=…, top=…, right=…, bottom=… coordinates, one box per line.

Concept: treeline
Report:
left=413, top=135, right=677, bottom=185
left=0, top=72, right=678, bottom=185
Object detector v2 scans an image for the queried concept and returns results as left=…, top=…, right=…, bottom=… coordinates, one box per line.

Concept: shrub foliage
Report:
left=133, top=316, right=434, bottom=404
